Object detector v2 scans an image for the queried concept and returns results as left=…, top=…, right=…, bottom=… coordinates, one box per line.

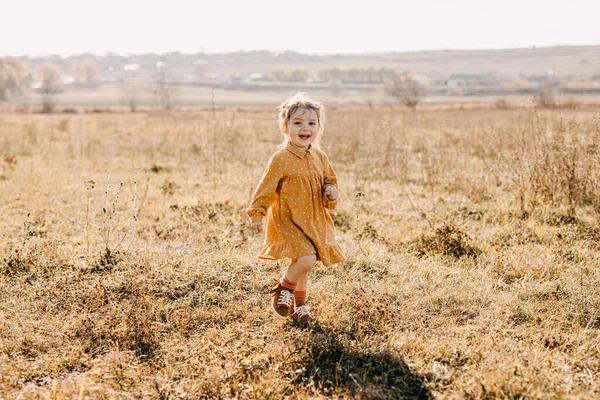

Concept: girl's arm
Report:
left=246, top=155, right=282, bottom=222
left=322, top=154, right=339, bottom=210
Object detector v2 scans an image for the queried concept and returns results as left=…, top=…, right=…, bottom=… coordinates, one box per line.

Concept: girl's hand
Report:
left=252, top=221, right=264, bottom=234
left=324, top=185, right=338, bottom=201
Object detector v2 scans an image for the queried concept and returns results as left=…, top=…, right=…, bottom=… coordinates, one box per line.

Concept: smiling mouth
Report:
left=299, top=134, right=311, bottom=140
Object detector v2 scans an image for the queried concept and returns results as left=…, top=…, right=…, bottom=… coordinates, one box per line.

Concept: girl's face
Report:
left=283, top=107, right=319, bottom=150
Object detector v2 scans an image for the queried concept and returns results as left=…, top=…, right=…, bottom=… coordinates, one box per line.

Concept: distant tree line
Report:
left=0, top=57, right=67, bottom=112
left=0, top=56, right=104, bottom=112
left=317, top=67, right=398, bottom=83
left=269, top=67, right=400, bottom=83
left=268, top=69, right=310, bottom=82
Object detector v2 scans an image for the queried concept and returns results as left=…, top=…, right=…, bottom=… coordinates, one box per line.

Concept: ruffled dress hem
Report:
left=257, top=242, right=345, bottom=266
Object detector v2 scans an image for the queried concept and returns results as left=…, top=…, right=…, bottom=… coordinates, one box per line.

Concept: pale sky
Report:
left=2, top=0, right=599, bottom=56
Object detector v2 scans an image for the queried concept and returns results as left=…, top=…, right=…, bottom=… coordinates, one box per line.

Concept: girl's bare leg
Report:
left=293, top=271, right=309, bottom=307
left=295, top=271, right=308, bottom=291
left=284, top=254, right=316, bottom=283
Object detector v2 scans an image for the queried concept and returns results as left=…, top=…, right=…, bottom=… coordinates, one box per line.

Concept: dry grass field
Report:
left=1, top=102, right=600, bottom=399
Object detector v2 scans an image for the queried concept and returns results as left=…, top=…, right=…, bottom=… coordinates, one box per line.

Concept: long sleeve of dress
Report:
left=322, top=154, right=339, bottom=210
left=246, top=156, right=282, bottom=223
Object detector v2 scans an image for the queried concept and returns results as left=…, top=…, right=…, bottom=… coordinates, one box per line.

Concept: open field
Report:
left=1, top=104, right=600, bottom=398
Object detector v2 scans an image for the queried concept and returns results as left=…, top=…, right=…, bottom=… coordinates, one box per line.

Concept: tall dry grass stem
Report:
left=85, top=179, right=96, bottom=261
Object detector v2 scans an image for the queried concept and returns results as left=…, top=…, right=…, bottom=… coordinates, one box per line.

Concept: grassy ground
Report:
left=0, top=104, right=599, bottom=399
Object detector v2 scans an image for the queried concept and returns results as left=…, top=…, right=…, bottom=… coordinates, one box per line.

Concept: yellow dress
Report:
left=246, top=143, right=345, bottom=266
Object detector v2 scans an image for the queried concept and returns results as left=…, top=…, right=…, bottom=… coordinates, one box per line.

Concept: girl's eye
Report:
left=309, top=122, right=316, bottom=125
left=294, top=122, right=301, bottom=125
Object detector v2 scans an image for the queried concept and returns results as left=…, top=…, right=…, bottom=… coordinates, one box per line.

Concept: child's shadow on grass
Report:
left=290, top=321, right=432, bottom=399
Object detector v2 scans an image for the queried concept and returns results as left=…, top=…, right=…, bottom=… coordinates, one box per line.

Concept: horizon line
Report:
left=4, top=43, right=600, bottom=59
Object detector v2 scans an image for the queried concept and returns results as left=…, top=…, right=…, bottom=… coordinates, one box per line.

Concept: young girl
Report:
left=246, top=93, right=345, bottom=322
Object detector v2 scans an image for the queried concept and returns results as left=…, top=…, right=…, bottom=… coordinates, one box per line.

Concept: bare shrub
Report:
left=535, top=82, right=556, bottom=108
left=385, top=73, right=425, bottom=111
left=494, top=98, right=510, bottom=110
left=410, top=224, right=481, bottom=258
left=153, top=63, right=178, bottom=110
left=120, top=78, right=143, bottom=112
left=495, top=107, right=600, bottom=218
left=70, top=284, right=161, bottom=358
left=527, top=110, right=600, bottom=217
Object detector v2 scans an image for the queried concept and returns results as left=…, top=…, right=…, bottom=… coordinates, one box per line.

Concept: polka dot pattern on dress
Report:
left=246, top=143, right=344, bottom=266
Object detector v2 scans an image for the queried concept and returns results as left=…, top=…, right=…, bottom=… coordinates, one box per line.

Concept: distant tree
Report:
left=35, top=63, right=62, bottom=112
left=152, top=63, right=178, bottom=110
left=73, top=58, right=100, bottom=88
left=120, top=63, right=143, bottom=111
left=385, top=73, right=425, bottom=111
left=290, top=69, right=309, bottom=82
left=119, top=78, right=142, bottom=112
left=0, top=57, right=29, bottom=101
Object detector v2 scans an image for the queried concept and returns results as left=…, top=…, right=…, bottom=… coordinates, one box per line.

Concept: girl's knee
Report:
left=298, top=254, right=317, bottom=269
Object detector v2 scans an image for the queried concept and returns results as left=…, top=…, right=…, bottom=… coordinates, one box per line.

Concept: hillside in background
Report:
left=19, top=45, right=600, bottom=77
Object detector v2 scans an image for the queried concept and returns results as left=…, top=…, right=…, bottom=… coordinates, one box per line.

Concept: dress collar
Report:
left=285, top=142, right=311, bottom=159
